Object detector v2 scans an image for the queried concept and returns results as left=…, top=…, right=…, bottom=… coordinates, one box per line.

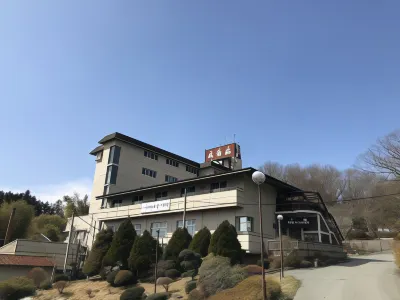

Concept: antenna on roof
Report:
left=233, top=134, right=236, bottom=143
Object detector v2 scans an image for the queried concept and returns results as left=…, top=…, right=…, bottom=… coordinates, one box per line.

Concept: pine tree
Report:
left=209, top=220, right=242, bottom=263
left=163, top=228, right=192, bottom=261
left=83, top=229, right=114, bottom=276
left=189, top=227, right=211, bottom=257
left=102, top=219, right=137, bottom=269
left=128, top=230, right=161, bottom=277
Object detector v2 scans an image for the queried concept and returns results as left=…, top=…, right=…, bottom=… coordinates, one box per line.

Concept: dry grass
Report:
left=393, top=241, right=400, bottom=268
left=33, top=277, right=192, bottom=300
left=207, top=275, right=300, bottom=300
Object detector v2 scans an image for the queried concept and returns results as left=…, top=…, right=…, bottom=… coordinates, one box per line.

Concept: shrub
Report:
left=156, top=277, right=174, bottom=292
left=189, top=227, right=211, bottom=257
left=114, top=270, right=137, bottom=287
left=394, top=242, right=400, bottom=268
left=27, top=267, right=48, bottom=288
left=347, top=229, right=373, bottom=240
left=243, top=265, right=263, bottom=275
left=146, top=292, right=169, bottom=300
left=198, top=255, right=247, bottom=297
left=83, top=229, right=114, bottom=276
left=185, top=280, right=197, bottom=294
left=107, top=270, right=119, bottom=286
left=128, top=230, right=161, bottom=277
left=209, top=221, right=242, bottom=264
left=103, top=219, right=137, bottom=269
left=39, top=279, right=52, bottom=290
left=163, top=228, right=192, bottom=261
left=257, top=259, right=270, bottom=269
left=120, top=286, right=145, bottom=300
left=188, top=289, right=205, bottom=300
left=300, top=260, right=313, bottom=268
left=179, top=249, right=197, bottom=261
left=0, top=277, right=36, bottom=300
left=325, top=258, right=339, bottom=266
left=164, top=269, right=181, bottom=279
left=54, top=274, right=69, bottom=282
left=182, top=270, right=198, bottom=280
left=394, top=233, right=400, bottom=241
left=157, top=260, right=177, bottom=277
left=86, top=288, right=93, bottom=298
left=54, top=280, right=68, bottom=294
left=284, top=251, right=301, bottom=268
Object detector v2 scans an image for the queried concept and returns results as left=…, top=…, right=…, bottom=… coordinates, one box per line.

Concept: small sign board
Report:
left=141, top=199, right=170, bottom=214
left=283, top=216, right=316, bottom=229
left=205, top=143, right=241, bottom=162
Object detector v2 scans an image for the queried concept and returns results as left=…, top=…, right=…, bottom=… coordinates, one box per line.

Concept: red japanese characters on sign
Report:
left=204, top=143, right=240, bottom=162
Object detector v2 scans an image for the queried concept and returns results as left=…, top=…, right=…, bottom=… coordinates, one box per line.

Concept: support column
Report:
left=317, top=215, right=322, bottom=242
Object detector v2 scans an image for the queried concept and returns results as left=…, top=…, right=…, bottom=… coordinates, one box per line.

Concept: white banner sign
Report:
left=141, top=199, right=171, bottom=213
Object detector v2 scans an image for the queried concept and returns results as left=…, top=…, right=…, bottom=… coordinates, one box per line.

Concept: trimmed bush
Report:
left=120, top=286, right=145, bottom=300
left=39, top=279, right=52, bottom=290
left=164, top=269, right=180, bottom=279
left=208, top=220, right=242, bottom=264
left=300, top=260, right=313, bottom=268
left=163, top=227, right=192, bottom=261
left=185, top=280, right=197, bottom=294
left=54, top=274, right=69, bottom=282
left=83, top=229, right=114, bottom=276
left=107, top=270, right=119, bottom=286
left=179, top=249, right=196, bottom=261
left=0, top=277, right=36, bottom=300
left=114, top=270, right=137, bottom=287
left=103, top=219, right=137, bottom=269
left=188, top=288, right=205, bottom=300
left=157, top=260, right=177, bottom=277
left=284, top=251, right=301, bottom=268
left=243, top=264, right=263, bottom=275
left=182, top=270, right=198, bottom=280
left=189, top=227, right=211, bottom=257
left=325, top=258, right=339, bottom=266
left=156, top=277, right=174, bottom=292
left=198, top=255, right=247, bottom=297
left=54, top=280, right=68, bottom=294
left=257, top=259, right=270, bottom=269
left=27, top=267, right=48, bottom=288
left=146, top=292, right=169, bottom=300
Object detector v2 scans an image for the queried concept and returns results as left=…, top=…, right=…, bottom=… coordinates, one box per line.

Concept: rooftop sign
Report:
left=205, top=143, right=241, bottom=162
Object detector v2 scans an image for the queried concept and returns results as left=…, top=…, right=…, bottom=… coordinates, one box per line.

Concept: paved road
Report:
left=286, top=253, right=400, bottom=300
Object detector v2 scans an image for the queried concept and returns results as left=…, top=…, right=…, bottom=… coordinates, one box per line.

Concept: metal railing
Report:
left=268, top=240, right=344, bottom=253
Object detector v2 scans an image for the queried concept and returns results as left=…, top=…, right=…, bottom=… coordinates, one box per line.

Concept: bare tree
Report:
left=359, top=130, right=400, bottom=177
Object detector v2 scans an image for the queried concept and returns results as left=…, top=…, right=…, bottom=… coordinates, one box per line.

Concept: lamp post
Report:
left=277, top=214, right=284, bottom=280
left=252, top=171, right=267, bottom=300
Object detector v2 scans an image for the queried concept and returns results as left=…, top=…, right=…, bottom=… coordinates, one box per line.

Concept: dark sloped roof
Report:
left=0, top=254, right=54, bottom=267
left=90, top=132, right=199, bottom=167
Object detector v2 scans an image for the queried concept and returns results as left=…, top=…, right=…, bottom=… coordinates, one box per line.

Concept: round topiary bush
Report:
left=27, top=267, right=48, bottom=288
left=178, top=249, right=196, bottom=262
left=188, top=288, right=205, bottom=300
left=146, top=292, right=169, bottom=300
left=120, top=286, right=145, bottom=300
left=185, top=280, right=197, bottom=294
left=164, top=269, right=180, bottom=279
left=53, top=274, right=69, bottom=282
left=106, top=270, right=119, bottom=286
left=114, top=270, right=137, bottom=287
left=39, top=279, right=52, bottom=290
left=182, top=270, right=197, bottom=279
left=156, top=277, right=174, bottom=292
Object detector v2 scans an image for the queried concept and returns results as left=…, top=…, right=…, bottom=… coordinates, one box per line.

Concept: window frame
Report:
left=180, top=186, right=195, bottom=196
left=151, top=222, right=167, bottom=238
left=132, top=195, right=144, bottom=204
left=165, top=175, right=178, bottom=183
left=142, top=167, right=157, bottom=178
left=108, top=146, right=121, bottom=164
left=155, top=191, right=168, bottom=200
left=235, top=216, right=254, bottom=233
left=105, top=165, right=119, bottom=184
left=177, top=219, right=196, bottom=236
left=144, top=150, right=158, bottom=161
left=134, top=224, right=142, bottom=236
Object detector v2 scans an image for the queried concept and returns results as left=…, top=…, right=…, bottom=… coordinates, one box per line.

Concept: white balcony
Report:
left=96, top=187, right=244, bottom=221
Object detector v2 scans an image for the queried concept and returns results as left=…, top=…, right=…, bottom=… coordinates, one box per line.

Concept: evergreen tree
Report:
left=128, top=230, right=161, bottom=277
left=103, top=219, right=137, bottom=269
left=209, top=220, right=242, bottom=263
left=0, top=200, right=35, bottom=241
left=83, top=229, right=114, bottom=276
left=189, top=227, right=211, bottom=257
left=163, top=228, right=192, bottom=261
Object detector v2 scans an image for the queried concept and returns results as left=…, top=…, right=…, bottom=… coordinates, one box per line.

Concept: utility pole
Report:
left=50, top=254, right=56, bottom=284
left=64, top=212, right=75, bottom=273
left=4, top=208, right=16, bottom=245
left=182, top=188, right=187, bottom=229
left=154, top=229, right=160, bottom=294
left=257, top=184, right=267, bottom=300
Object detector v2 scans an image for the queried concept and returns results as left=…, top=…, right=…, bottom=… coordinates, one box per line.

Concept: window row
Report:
left=166, top=158, right=179, bottom=167
left=165, top=175, right=178, bottom=183
left=144, top=150, right=158, bottom=160
left=142, top=167, right=157, bottom=178
left=186, top=165, right=199, bottom=175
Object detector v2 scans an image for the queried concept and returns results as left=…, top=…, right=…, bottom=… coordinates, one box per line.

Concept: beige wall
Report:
left=0, top=266, right=52, bottom=281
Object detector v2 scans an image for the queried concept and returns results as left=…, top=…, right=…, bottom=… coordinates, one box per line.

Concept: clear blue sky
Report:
left=1, top=1, right=399, bottom=202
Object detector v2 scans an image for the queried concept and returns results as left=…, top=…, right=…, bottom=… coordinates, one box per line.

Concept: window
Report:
left=321, top=234, right=330, bottom=244
left=134, top=224, right=141, bottom=235
left=155, top=191, right=168, bottom=200
left=166, top=158, right=179, bottom=167
left=151, top=222, right=167, bottom=238
left=108, top=146, right=121, bottom=164
left=236, top=217, right=253, bottom=232
left=186, top=165, right=198, bottom=175
left=132, top=195, right=144, bottom=204
left=177, top=220, right=196, bottom=235
left=105, top=165, right=119, bottom=184
left=112, top=199, right=123, bottom=208
left=180, top=186, right=195, bottom=196
left=165, top=175, right=178, bottom=183
left=103, top=185, right=109, bottom=195
left=142, top=167, right=157, bottom=178
left=144, top=150, right=158, bottom=160
left=210, top=181, right=227, bottom=192
left=96, top=151, right=103, bottom=162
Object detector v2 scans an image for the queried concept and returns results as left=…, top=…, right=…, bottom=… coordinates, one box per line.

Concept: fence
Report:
left=343, top=239, right=394, bottom=253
